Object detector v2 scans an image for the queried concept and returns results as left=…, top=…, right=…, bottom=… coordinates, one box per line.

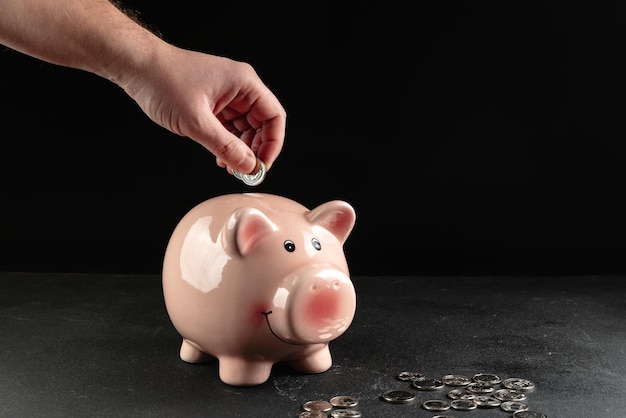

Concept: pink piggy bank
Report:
left=162, top=192, right=357, bottom=386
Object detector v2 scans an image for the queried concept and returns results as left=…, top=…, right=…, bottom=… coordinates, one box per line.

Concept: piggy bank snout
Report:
left=269, top=267, right=356, bottom=344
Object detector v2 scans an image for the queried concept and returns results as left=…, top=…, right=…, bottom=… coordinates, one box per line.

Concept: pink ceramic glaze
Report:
left=162, top=193, right=357, bottom=386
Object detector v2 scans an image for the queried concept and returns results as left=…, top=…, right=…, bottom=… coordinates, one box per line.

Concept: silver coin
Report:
left=330, top=409, right=362, bottom=418
left=300, top=411, right=327, bottom=418
left=472, top=373, right=502, bottom=385
left=450, top=399, right=477, bottom=411
left=502, top=377, right=536, bottom=392
left=442, top=374, right=472, bottom=386
left=232, top=159, right=266, bottom=186
left=397, top=371, right=424, bottom=381
left=473, top=395, right=501, bottom=408
left=447, top=389, right=476, bottom=400
left=303, top=400, right=333, bottom=412
left=494, top=388, right=527, bottom=401
left=380, top=390, right=416, bottom=404
left=467, top=382, right=495, bottom=393
left=513, top=410, right=548, bottom=418
left=423, top=400, right=451, bottom=411
left=412, top=377, right=445, bottom=390
left=329, top=395, right=358, bottom=408
left=500, top=401, right=529, bottom=413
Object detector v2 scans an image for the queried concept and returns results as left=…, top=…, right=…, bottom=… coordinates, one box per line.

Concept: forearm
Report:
left=0, top=0, right=164, bottom=85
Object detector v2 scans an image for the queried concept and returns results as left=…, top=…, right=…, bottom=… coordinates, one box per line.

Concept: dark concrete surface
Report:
left=1, top=272, right=624, bottom=417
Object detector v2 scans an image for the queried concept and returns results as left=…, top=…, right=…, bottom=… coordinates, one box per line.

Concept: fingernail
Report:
left=241, top=151, right=257, bottom=174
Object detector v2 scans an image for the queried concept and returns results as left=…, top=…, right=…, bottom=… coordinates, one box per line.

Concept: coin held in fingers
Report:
left=233, top=158, right=266, bottom=186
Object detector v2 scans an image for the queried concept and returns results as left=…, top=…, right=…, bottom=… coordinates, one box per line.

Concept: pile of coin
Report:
left=298, top=372, right=547, bottom=417
left=380, top=371, right=547, bottom=417
left=299, top=395, right=361, bottom=417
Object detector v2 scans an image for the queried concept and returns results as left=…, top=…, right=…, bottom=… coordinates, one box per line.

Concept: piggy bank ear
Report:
left=307, top=200, right=356, bottom=244
left=226, top=207, right=278, bottom=256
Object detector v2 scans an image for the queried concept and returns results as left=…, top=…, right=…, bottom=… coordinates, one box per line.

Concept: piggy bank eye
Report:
left=311, top=238, right=321, bottom=251
left=284, top=240, right=296, bottom=252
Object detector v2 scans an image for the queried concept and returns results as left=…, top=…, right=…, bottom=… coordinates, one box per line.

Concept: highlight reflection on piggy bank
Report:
left=162, top=193, right=357, bottom=386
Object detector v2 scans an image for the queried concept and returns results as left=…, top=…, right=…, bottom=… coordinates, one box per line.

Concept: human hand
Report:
left=120, top=45, right=286, bottom=175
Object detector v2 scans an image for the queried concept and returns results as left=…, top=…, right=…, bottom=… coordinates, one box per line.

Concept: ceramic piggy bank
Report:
left=162, top=193, right=357, bottom=386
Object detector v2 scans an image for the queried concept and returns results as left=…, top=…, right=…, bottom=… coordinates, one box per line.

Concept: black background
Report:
left=2, top=1, right=625, bottom=276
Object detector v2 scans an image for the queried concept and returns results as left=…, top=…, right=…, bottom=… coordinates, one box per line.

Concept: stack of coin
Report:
left=299, top=395, right=360, bottom=418
left=233, top=159, right=266, bottom=186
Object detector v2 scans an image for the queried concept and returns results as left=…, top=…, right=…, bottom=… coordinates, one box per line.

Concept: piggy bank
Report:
left=162, top=192, right=357, bottom=386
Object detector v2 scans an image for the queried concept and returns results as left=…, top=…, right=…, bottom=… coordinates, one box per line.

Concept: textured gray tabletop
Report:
left=1, top=272, right=624, bottom=417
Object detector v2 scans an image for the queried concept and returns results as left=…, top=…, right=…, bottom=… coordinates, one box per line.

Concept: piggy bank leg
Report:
left=218, top=357, right=274, bottom=386
left=288, top=344, right=332, bottom=374
left=179, top=339, right=213, bottom=363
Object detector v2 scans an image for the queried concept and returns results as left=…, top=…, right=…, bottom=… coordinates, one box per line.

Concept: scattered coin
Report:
left=329, top=395, right=358, bottom=408
left=467, top=382, right=495, bottom=394
left=442, top=374, right=472, bottom=386
left=380, top=390, right=416, bottom=404
left=501, top=400, right=529, bottom=413
left=473, top=395, right=501, bottom=408
left=513, top=411, right=548, bottom=418
left=447, top=389, right=476, bottom=400
left=330, top=409, right=362, bottom=418
left=412, top=377, right=445, bottom=390
left=495, top=388, right=528, bottom=401
left=503, top=377, right=536, bottom=392
left=303, top=400, right=333, bottom=412
left=423, top=400, right=451, bottom=411
left=397, top=371, right=424, bottom=381
left=473, top=373, right=502, bottom=385
left=365, top=371, right=542, bottom=417
left=299, top=411, right=327, bottom=418
left=233, top=159, right=266, bottom=186
left=450, top=399, right=477, bottom=411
